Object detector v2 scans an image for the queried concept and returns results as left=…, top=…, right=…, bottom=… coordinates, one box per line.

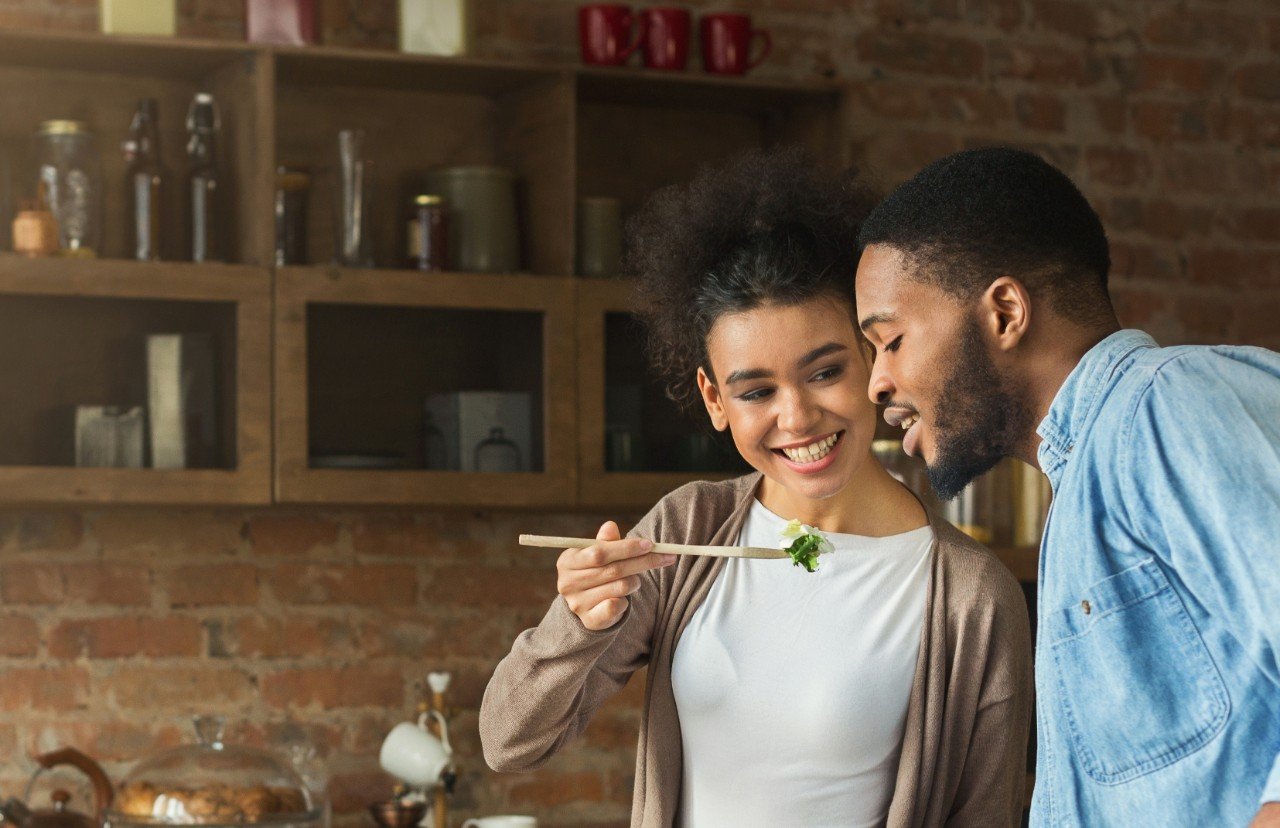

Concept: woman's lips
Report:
left=774, top=431, right=843, bottom=475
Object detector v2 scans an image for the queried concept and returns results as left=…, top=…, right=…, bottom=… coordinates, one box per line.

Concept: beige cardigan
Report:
left=481, top=474, right=1032, bottom=827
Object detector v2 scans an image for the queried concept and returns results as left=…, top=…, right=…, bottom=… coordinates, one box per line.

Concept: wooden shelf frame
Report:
left=274, top=266, right=578, bottom=506
left=0, top=254, right=272, bottom=504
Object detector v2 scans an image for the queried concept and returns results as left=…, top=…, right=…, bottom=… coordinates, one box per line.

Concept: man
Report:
left=853, top=146, right=1280, bottom=826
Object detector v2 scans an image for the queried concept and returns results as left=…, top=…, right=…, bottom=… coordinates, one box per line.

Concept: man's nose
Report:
left=868, top=357, right=895, bottom=406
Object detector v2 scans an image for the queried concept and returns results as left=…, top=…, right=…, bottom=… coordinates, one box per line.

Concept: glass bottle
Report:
left=123, top=98, right=164, bottom=261
left=275, top=165, right=311, bottom=266
left=285, top=742, right=331, bottom=828
left=405, top=193, right=447, bottom=271
left=334, top=129, right=373, bottom=267
left=474, top=427, right=521, bottom=472
left=35, top=120, right=101, bottom=257
left=185, top=92, right=221, bottom=263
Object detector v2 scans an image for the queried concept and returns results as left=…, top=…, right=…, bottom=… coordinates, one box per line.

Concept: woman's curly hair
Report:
left=625, top=146, right=879, bottom=414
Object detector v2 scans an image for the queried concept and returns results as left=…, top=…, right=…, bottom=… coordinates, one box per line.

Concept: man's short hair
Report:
left=857, top=147, right=1114, bottom=327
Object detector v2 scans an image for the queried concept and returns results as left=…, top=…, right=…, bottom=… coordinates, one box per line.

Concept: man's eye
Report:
left=884, top=335, right=903, bottom=353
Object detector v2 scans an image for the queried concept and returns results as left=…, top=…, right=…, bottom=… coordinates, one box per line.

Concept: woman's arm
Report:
left=480, top=519, right=673, bottom=772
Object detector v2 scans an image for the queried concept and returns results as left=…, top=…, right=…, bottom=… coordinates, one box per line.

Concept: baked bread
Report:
left=115, top=783, right=309, bottom=824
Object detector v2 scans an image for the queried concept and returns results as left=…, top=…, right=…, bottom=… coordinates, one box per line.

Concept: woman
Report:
left=480, top=149, right=1031, bottom=827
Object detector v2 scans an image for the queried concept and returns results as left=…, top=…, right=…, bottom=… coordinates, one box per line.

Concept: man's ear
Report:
left=696, top=367, right=729, bottom=432
left=982, top=276, right=1031, bottom=351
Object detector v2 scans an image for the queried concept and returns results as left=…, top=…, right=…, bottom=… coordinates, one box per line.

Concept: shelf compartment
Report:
left=274, top=55, right=574, bottom=276
left=0, top=254, right=271, bottom=504
left=576, top=278, right=742, bottom=508
left=0, top=32, right=270, bottom=265
left=274, top=266, right=576, bottom=506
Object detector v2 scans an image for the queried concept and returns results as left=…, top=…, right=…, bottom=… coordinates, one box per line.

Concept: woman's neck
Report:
left=757, top=454, right=928, bottom=537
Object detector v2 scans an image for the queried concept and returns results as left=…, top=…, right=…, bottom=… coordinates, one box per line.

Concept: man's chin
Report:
left=926, top=451, right=1003, bottom=502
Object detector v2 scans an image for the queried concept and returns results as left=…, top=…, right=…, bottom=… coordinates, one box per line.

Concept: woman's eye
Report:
left=884, top=335, right=903, bottom=354
left=811, top=366, right=843, bottom=382
left=739, top=388, right=774, bottom=402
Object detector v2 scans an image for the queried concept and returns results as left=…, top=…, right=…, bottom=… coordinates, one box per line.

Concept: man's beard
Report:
left=926, top=318, right=1033, bottom=501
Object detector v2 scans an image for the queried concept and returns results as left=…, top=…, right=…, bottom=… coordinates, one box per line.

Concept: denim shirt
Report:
left=1031, top=330, right=1280, bottom=826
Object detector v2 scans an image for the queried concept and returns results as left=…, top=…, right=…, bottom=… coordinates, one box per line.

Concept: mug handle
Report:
left=618, top=13, right=649, bottom=61
left=747, top=28, right=773, bottom=70
left=416, top=709, right=454, bottom=756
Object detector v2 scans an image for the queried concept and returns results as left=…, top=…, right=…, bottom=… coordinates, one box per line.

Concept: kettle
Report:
left=0, top=748, right=114, bottom=828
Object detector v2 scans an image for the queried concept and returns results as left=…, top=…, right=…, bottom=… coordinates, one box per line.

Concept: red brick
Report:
left=508, top=771, right=606, bottom=809
left=25, top=720, right=184, bottom=762
left=990, top=43, right=1102, bottom=86
left=422, top=564, right=556, bottom=608
left=260, top=666, right=404, bottom=710
left=1159, top=150, right=1242, bottom=195
left=64, top=562, right=151, bottom=606
left=1235, top=298, right=1280, bottom=348
left=1220, top=207, right=1280, bottom=243
left=1085, top=146, right=1151, bottom=187
left=1217, top=105, right=1280, bottom=149
left=1090, top=96, right=1127, bottom=134
left=349, top=514, right=440, bottom=557
left=848, top=81, right=931, bottom=121
left=0, top=667, right=90, bottom=711
left=50, top=617, right=136, bottom=658
left=358, top=613, right=507, bottom=659
left=1187, top=248, right=1280, bottom=291
left=1132, top=54, right=1223, bottom=95
left=0, top=614, right=40, bottom=656
left=103, top=665, right=254, bottom=709
left=1110, top=283, right=1174, bottom=330
left=863, top=130, right=964, bottom=183
left=1109, top=241, right=1184, bottom=283
left=928, top=86, right=1011, bottom=127
left=1, top=562, right=64, bottom=604
left=209, top=615, right=358, bottom=658
left=267, top=563, right=417, bottom=606
left=1237, top=63, right=1280, bottom=103
left=1144, top=9, right=1254, bottom=51
left=248, top=514, right=341, bottom=556
left=961, top=0, right=1023, bottom=30
left=0, top=723, right=15, bottom=760
left=94, top=512, right=244, bottom=558
left=166, top=563, right=258, bottom=606
left=1176, top=295, right=1234, bottom=341
left=855, top=31, right=984, bottom=79
left=1014, top=92, right=1066, bottom=132
left=13, top=514, right=84, bottom=551
left=1133, top=101, right=1210, bottom=142
left=328, top=769, right=395, bottom=814
left=1031, top=0, right=1132, bottom=40
left=583, top=710, right=641, bottom=751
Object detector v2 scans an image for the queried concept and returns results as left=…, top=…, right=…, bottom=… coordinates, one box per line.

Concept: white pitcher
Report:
left=378, top=711, right=452, bottom=787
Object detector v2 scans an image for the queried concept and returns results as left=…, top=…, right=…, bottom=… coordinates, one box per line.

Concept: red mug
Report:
left=640, top=7, right=691, bottom=71
left=579, top=4, right=646, bottom=67
left=699, top=13, right=771, bottom=75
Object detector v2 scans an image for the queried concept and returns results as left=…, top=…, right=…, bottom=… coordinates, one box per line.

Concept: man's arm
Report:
left=1122, top=350, right=1280, bottom=818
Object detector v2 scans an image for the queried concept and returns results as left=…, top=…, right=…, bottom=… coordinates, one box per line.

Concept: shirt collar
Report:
left=1036, top=329, right=1157, bottom=480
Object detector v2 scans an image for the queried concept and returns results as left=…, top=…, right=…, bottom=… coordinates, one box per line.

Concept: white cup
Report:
left=378, top=711, right=452, bottom=786
left=462, top=818, right=537, bottom=828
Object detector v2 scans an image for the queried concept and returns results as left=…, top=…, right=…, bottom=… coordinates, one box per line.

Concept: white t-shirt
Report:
left=671, top=499, right=932, bottom=828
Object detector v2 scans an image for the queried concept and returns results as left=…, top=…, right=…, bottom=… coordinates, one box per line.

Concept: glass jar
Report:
left=474, top=427, right=521, bottom=472
left=274, top=166, right=310, bottom=266
left=106, top=715, right=319, bottom=828
left=405, top=194, right=448, bottom=272
left=35, top=120, right=102, bottom=257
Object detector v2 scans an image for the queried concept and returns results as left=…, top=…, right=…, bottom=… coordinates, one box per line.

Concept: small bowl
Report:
left=368, top=800, right=428, bottom=828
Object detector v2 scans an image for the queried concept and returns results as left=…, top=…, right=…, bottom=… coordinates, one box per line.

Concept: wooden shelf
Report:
left=0, top=255, right=271, bottom=505
left=273, top=267, right=577, bottom=506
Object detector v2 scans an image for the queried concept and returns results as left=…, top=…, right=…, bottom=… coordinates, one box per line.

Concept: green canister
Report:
left=422, top=165, right=519, bottom=273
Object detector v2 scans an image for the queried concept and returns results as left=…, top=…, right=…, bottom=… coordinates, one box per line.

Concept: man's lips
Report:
left=884, top=406, right=924, bottom=458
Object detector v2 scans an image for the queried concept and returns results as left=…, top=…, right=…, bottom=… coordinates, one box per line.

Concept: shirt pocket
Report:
left=1046, top=558, right=1230, bottom=785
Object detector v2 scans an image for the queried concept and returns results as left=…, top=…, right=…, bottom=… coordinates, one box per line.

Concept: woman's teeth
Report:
left=781, top=434, right=838, bottom=463
left=900, top=414, right=920, bottom=431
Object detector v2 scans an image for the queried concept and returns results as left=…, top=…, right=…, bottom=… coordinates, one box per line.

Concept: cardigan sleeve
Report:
left=479, top=504, right=668, bottom=773
left=945, top=554, right=1034, bottom=828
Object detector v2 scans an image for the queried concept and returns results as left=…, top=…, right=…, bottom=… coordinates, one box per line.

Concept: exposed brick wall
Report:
left=0, top=509, right=644, bottom=827
left=0, top=1, right=1277, bottom=826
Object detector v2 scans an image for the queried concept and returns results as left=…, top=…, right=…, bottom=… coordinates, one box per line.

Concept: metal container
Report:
left=422, top=166, right=519, bottom=274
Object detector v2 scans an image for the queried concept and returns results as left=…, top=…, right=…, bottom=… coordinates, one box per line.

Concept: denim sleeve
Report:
left=1121, top=350, right=1280, bottom=807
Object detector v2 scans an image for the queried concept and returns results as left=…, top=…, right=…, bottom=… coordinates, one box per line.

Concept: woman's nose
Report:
left=777, top=388, right=821, bottom=435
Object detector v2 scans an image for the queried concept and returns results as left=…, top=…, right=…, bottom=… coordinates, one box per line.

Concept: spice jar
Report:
left=406, top=194, right=448, bottom=272
left=274, top=165, right=311, bottom=266
left=35, top=120, right=101, bottom=257
left=12, top=182, right=59, bottom=257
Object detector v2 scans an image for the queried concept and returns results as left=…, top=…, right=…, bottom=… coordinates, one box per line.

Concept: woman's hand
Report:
left=556, top=520, right=676, bottom=631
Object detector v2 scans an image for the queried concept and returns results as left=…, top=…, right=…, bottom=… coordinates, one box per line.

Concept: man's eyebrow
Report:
left=859, top=312, right=897, bottom=333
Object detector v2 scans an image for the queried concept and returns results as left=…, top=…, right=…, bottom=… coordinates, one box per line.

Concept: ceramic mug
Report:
left=640, top=7, right=691, bottom=70
left=461, top=818, right=537, bottom=828
left=699, top=12, right=771, bottom=75
left=579, top=4, right=645, bottom=66
left=378, top=711, right=453, bottom=786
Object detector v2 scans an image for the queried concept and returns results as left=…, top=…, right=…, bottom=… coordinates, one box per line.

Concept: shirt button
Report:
left=1081, top=600, right=1092, bottom=615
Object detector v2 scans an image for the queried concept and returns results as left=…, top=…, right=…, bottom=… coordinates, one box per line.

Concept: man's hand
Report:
left=1249, top=802, right=1280, bottom=827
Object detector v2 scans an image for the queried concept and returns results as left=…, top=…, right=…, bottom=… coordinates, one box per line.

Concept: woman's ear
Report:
left=696, top=367, right=729, bottom=432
